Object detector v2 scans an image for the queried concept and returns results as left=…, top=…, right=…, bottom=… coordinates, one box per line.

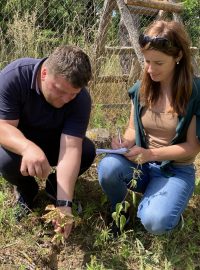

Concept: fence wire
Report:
left=0, top=0, right=199, bottom=133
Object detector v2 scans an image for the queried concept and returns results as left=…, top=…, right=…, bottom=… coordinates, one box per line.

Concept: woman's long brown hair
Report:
left=139, top=20, right=193, bottom=115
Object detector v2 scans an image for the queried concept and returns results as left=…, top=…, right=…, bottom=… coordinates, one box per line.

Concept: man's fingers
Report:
left=20, top=159, right=51, bottom=179
left=34, top=165, right=43, bottom=179
left=63, top=224, right=73, bottom=239
left=20, top=161, right=29, bottom=176
left=20, top=169, right=29, bottom=176
left=41, top=162, right=51, bottom=179
left=20, top=159, right=28, bottom=176
left=54, top=226, right=63, bottom=233
left=28, top=167, right=37, bottom=177
left=20, top=162, right=37, bottom=177
left=53, top=223, right=72, bottom=239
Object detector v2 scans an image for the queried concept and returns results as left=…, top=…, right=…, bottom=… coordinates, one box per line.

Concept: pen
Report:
left=117, top=128, right=122, bottom=145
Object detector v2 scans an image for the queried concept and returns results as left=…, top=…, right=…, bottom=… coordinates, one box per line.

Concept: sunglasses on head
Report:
left=138, top=34, right=172, bottom=49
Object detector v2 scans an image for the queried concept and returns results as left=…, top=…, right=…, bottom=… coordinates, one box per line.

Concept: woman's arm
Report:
left=125, top=115, right=200, bottom=163
left=112, top=103, right=136, bottom=149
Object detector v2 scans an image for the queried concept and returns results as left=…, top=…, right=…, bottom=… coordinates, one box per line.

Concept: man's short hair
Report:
left=45, top=45, right=92, bottom=88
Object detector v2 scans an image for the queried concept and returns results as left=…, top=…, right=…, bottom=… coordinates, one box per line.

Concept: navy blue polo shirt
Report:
left=0, top=58, right=91, bottom=146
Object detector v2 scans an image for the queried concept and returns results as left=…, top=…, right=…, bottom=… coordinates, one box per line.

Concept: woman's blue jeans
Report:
left=98, top=154, right=195, bottom=235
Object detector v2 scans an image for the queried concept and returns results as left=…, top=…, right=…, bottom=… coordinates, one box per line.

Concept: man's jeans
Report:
left=98, top=154, right=195, bottom=235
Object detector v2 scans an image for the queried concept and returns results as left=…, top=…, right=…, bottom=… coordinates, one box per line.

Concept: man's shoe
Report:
left=14, top=194, right=32, bottom=221
left=13, top=186, right=33, bottom=221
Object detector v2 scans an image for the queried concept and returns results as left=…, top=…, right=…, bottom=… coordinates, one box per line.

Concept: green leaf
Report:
left=115, top=203, right=123, bottom=216
left=123, top=201, right=130, bottom=213
left=120, top=214, right=126, bottom=232
left=112, top=211, right=117, bottom=222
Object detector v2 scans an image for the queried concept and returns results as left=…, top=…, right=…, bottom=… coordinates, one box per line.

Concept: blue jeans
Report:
left=98, top=154, right=195, bottom=235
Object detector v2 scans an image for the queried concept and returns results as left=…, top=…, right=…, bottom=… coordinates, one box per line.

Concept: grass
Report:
left=1, top=157, right=200, bottom=270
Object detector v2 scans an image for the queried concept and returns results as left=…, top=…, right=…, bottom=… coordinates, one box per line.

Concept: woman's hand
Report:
left=125, top=146, right=151, bottom=164
left=111, top=136, right=133, bottom=150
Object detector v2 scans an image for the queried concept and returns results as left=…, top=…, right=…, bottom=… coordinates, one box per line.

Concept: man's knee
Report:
left=82, top=137, right=96, bottom=162
left=79, top=137, right=96, bottom=175
left=0, top=147, right=21, bottom=177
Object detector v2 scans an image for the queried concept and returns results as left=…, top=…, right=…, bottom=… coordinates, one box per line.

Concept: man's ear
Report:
left=41, top=67, right=47, bottom=81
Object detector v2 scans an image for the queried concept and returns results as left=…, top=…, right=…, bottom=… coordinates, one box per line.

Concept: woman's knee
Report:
left=98, top=155, right=123, bottom=187
left=138, top=209, right=178, bottom=235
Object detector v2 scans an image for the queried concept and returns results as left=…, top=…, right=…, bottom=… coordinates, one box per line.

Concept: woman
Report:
left=98, top=20, right=200, bottom=235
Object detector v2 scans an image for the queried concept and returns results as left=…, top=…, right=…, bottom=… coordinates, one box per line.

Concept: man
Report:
left=0, top=45, right=96, bottom=238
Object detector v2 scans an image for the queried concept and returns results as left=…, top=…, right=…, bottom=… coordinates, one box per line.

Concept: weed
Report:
left=86, top=255, right=107, bottom=270
left=90, top=104, right=109, bottom=129
left=111, top=164, right=142, bottom=234
left=42, top=204, right=74, bottom=244
left=112, top=201, right=130, bottom=232
left=94, top=228, right=112, bottom=247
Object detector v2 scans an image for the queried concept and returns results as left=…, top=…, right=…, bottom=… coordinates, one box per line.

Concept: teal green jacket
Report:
left=128, top=77, right=200, bottom=173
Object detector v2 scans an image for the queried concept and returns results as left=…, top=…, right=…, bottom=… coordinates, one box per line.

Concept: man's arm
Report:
left=54, top=133, right=82, bottom=239
left=0, top=119, right=51, bottom=178
left=0, top=119, right=27, bottom=154
left=57, top=133, right=82, bottom=201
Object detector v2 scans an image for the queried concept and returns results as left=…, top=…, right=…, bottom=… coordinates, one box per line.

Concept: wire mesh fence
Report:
left=0, top=0, right=199, bottom=132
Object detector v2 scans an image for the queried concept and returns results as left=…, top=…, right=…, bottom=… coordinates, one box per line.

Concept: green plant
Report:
left=42, top=204, right=74, bottom=244
left=111, top=163, right=142, bottom=234
left=90, top=104, right=109, bottom=129
left=194, top=177, right=200, bottom=194
left=183, top=0, right=200, bottom=47
left=112, top=201, right=130, bottom=233
left=86, top=255, right=107, bottom=270
left=94, top=228, right=112, bottom=247
left=0, top=186, right=16, bottom=230
left=7, top=11, right=43, bottom=59
left=82, top=202, right=99, bottom=220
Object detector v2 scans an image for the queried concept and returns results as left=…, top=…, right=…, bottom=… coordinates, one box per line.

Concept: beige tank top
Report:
left=141, top=107, right=195, bottom=165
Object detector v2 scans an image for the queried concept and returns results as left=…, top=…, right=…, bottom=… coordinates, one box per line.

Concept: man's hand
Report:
left=52, top=206, right=74, bottom=239
left=20, top=142, right=51, bottom=179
